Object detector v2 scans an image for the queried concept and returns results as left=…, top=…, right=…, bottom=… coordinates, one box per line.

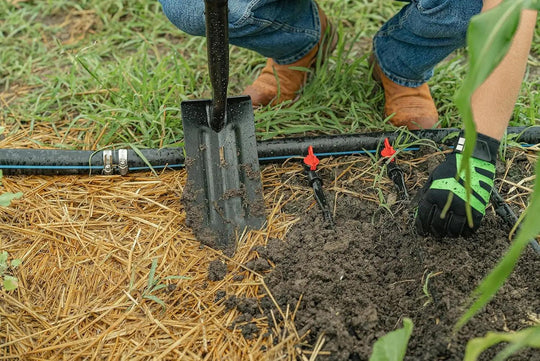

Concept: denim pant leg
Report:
left=159, top=0, right=320, bottom=65
left=373, top=0, right=483, bottom=87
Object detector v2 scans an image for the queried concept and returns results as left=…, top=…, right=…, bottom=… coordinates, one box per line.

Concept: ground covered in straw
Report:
left=1, top=128, right=538, bottom=360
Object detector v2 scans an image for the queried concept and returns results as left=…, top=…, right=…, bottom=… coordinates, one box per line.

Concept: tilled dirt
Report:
left=211, top=152, right=539, bottom=360
left=256, top=204, right=539, bottom=360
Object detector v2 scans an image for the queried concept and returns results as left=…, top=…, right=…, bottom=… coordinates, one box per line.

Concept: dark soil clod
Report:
left=207, top=259, right=227, bottom=281
left=255, top=203, right=539, bottom=361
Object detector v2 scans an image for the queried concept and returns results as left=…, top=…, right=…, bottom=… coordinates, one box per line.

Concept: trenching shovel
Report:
left=181, top=0, right=265, bottom=252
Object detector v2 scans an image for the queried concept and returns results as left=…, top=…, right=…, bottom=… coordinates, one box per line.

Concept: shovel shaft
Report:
left=205, top=0, right=229, bottom=132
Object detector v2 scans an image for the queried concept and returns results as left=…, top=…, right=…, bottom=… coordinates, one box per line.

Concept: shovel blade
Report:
left=181, top=95, right=265, bottom=251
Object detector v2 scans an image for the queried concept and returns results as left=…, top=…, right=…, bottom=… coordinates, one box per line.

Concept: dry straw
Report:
left=0, top=167, right=309, bottom=360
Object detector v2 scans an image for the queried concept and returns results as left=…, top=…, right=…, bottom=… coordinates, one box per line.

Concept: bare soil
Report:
left=255, top=208, right=538, bottom=360
left=219, top=151, right=539, bottom=360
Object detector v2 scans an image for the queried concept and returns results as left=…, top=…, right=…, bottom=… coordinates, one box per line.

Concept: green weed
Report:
left=141, top=258, right=190, bottom=310
left=0, top=251, right=22, bottom=291
left=421, top=270, right=442, bottom=307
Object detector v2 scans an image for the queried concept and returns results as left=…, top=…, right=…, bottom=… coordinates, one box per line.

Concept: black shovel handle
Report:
left=205, top=0, right=229, bottom=132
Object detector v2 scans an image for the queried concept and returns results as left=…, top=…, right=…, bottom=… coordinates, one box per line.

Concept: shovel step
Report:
left=181, top=96, right=265, bottom=251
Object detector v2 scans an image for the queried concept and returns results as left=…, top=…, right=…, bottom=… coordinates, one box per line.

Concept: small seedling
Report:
left=421, top=270, right=442, bottom=307
left=0, top=251, right=22, bottom=291
left=369, top=318, right=413, bottom=361
left=141, top=258, right=190, bottom=310
left=0, top=145, right=24, bottom=206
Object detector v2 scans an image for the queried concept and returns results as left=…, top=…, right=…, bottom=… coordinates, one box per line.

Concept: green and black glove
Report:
left=415, top=131, right=500, bottom=237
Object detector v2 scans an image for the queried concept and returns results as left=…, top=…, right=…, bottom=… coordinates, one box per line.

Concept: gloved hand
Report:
left=415, top=131, right=500, bottom=237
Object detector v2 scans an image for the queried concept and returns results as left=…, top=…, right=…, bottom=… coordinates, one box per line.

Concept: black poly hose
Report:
left=0, top=148, right=185, bottom=176
left=257, top=126, right=539, bottom=161
left=1, top=126, right=538, bottom=175
left=1, top=126, right=538, bottom=254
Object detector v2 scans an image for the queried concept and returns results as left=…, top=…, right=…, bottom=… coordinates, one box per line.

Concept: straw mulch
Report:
left=0, top=127, right=537, bottom=360
left=0, top=167, right=316, bottom=360
left=0, top=125, right=311, bottom=360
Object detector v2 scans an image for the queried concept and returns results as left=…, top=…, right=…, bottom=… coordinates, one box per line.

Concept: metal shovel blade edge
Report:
left=181, top=95, right=266, bottom=251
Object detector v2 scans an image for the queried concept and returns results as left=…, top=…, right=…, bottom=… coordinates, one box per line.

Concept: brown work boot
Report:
left=369, top=55, right=439, bottom=130
left=243, top=6, right=337, bottom=108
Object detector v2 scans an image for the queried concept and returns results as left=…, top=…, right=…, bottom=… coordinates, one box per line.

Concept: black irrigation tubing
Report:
left=0, top=125, right=539, bottom=254
left=0, top=126, right=539, bottom=176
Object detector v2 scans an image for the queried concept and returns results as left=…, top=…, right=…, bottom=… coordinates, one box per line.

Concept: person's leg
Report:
left=243, top=3, right=336, bottom=107
left=160, top=0, right=320, bottom=64
left=472, top=4, right=537, bottom=140
left=372, top=0, right=483, bottom=129
left=159, top=0, right=335, bottom=106
left=375, top=0, right=483, bottom=86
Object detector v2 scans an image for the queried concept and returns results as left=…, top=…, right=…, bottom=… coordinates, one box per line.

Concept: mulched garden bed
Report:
left=1, top=134, right=538, bottom=360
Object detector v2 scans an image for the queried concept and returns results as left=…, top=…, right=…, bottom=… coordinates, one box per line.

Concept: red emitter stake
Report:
left=381, top=138, right=409, bottom=200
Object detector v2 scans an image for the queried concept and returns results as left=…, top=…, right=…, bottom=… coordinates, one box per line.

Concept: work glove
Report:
left=415, top=131, right=500, bottom=237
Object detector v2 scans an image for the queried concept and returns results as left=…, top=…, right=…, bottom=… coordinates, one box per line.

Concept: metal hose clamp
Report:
left=118, top=149, right=128, bottom=176
left=102, top=150, right=113, bottom=175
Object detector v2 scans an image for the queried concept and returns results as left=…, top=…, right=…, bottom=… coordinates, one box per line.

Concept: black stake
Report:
left=303, top=146, right=334, bottom=228
left=381, top=138, right=409, bottom=200
left=491, top=188, right=540, bottom=255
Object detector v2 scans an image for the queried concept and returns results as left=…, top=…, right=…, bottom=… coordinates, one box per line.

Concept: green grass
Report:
left=1, top=0, right=538, bottom=149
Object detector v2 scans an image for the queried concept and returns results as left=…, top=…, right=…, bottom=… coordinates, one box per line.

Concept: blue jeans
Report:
left=159, top=0, right=482, bottom=85
left=159, top=0, right=321, bottom=65
left=373, top=0, right=482, bottom=87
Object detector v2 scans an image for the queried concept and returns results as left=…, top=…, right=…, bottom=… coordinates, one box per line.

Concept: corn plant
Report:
left=454, top=0, right=539, bottom=328
left=452, top=0, right=540, bottom=359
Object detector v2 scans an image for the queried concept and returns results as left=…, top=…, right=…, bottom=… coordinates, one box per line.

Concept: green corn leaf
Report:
left=453, top=0, right=527, bottom=225
left=0, top=192, right=23, bottom=207
left=460, top=1, right=524, bottom=93
left=456, top=157, right=540, bottom=331
left=492, top=326, right=540, bottom=361
left=369, top=318, right=413, bottom=361
left=464, top=326, right=540, bottom=361
left=3, top=275, right=19, bottom=291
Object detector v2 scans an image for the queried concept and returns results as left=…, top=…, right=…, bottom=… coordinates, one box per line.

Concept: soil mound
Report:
left=258, top=201, right=539, bottom=360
